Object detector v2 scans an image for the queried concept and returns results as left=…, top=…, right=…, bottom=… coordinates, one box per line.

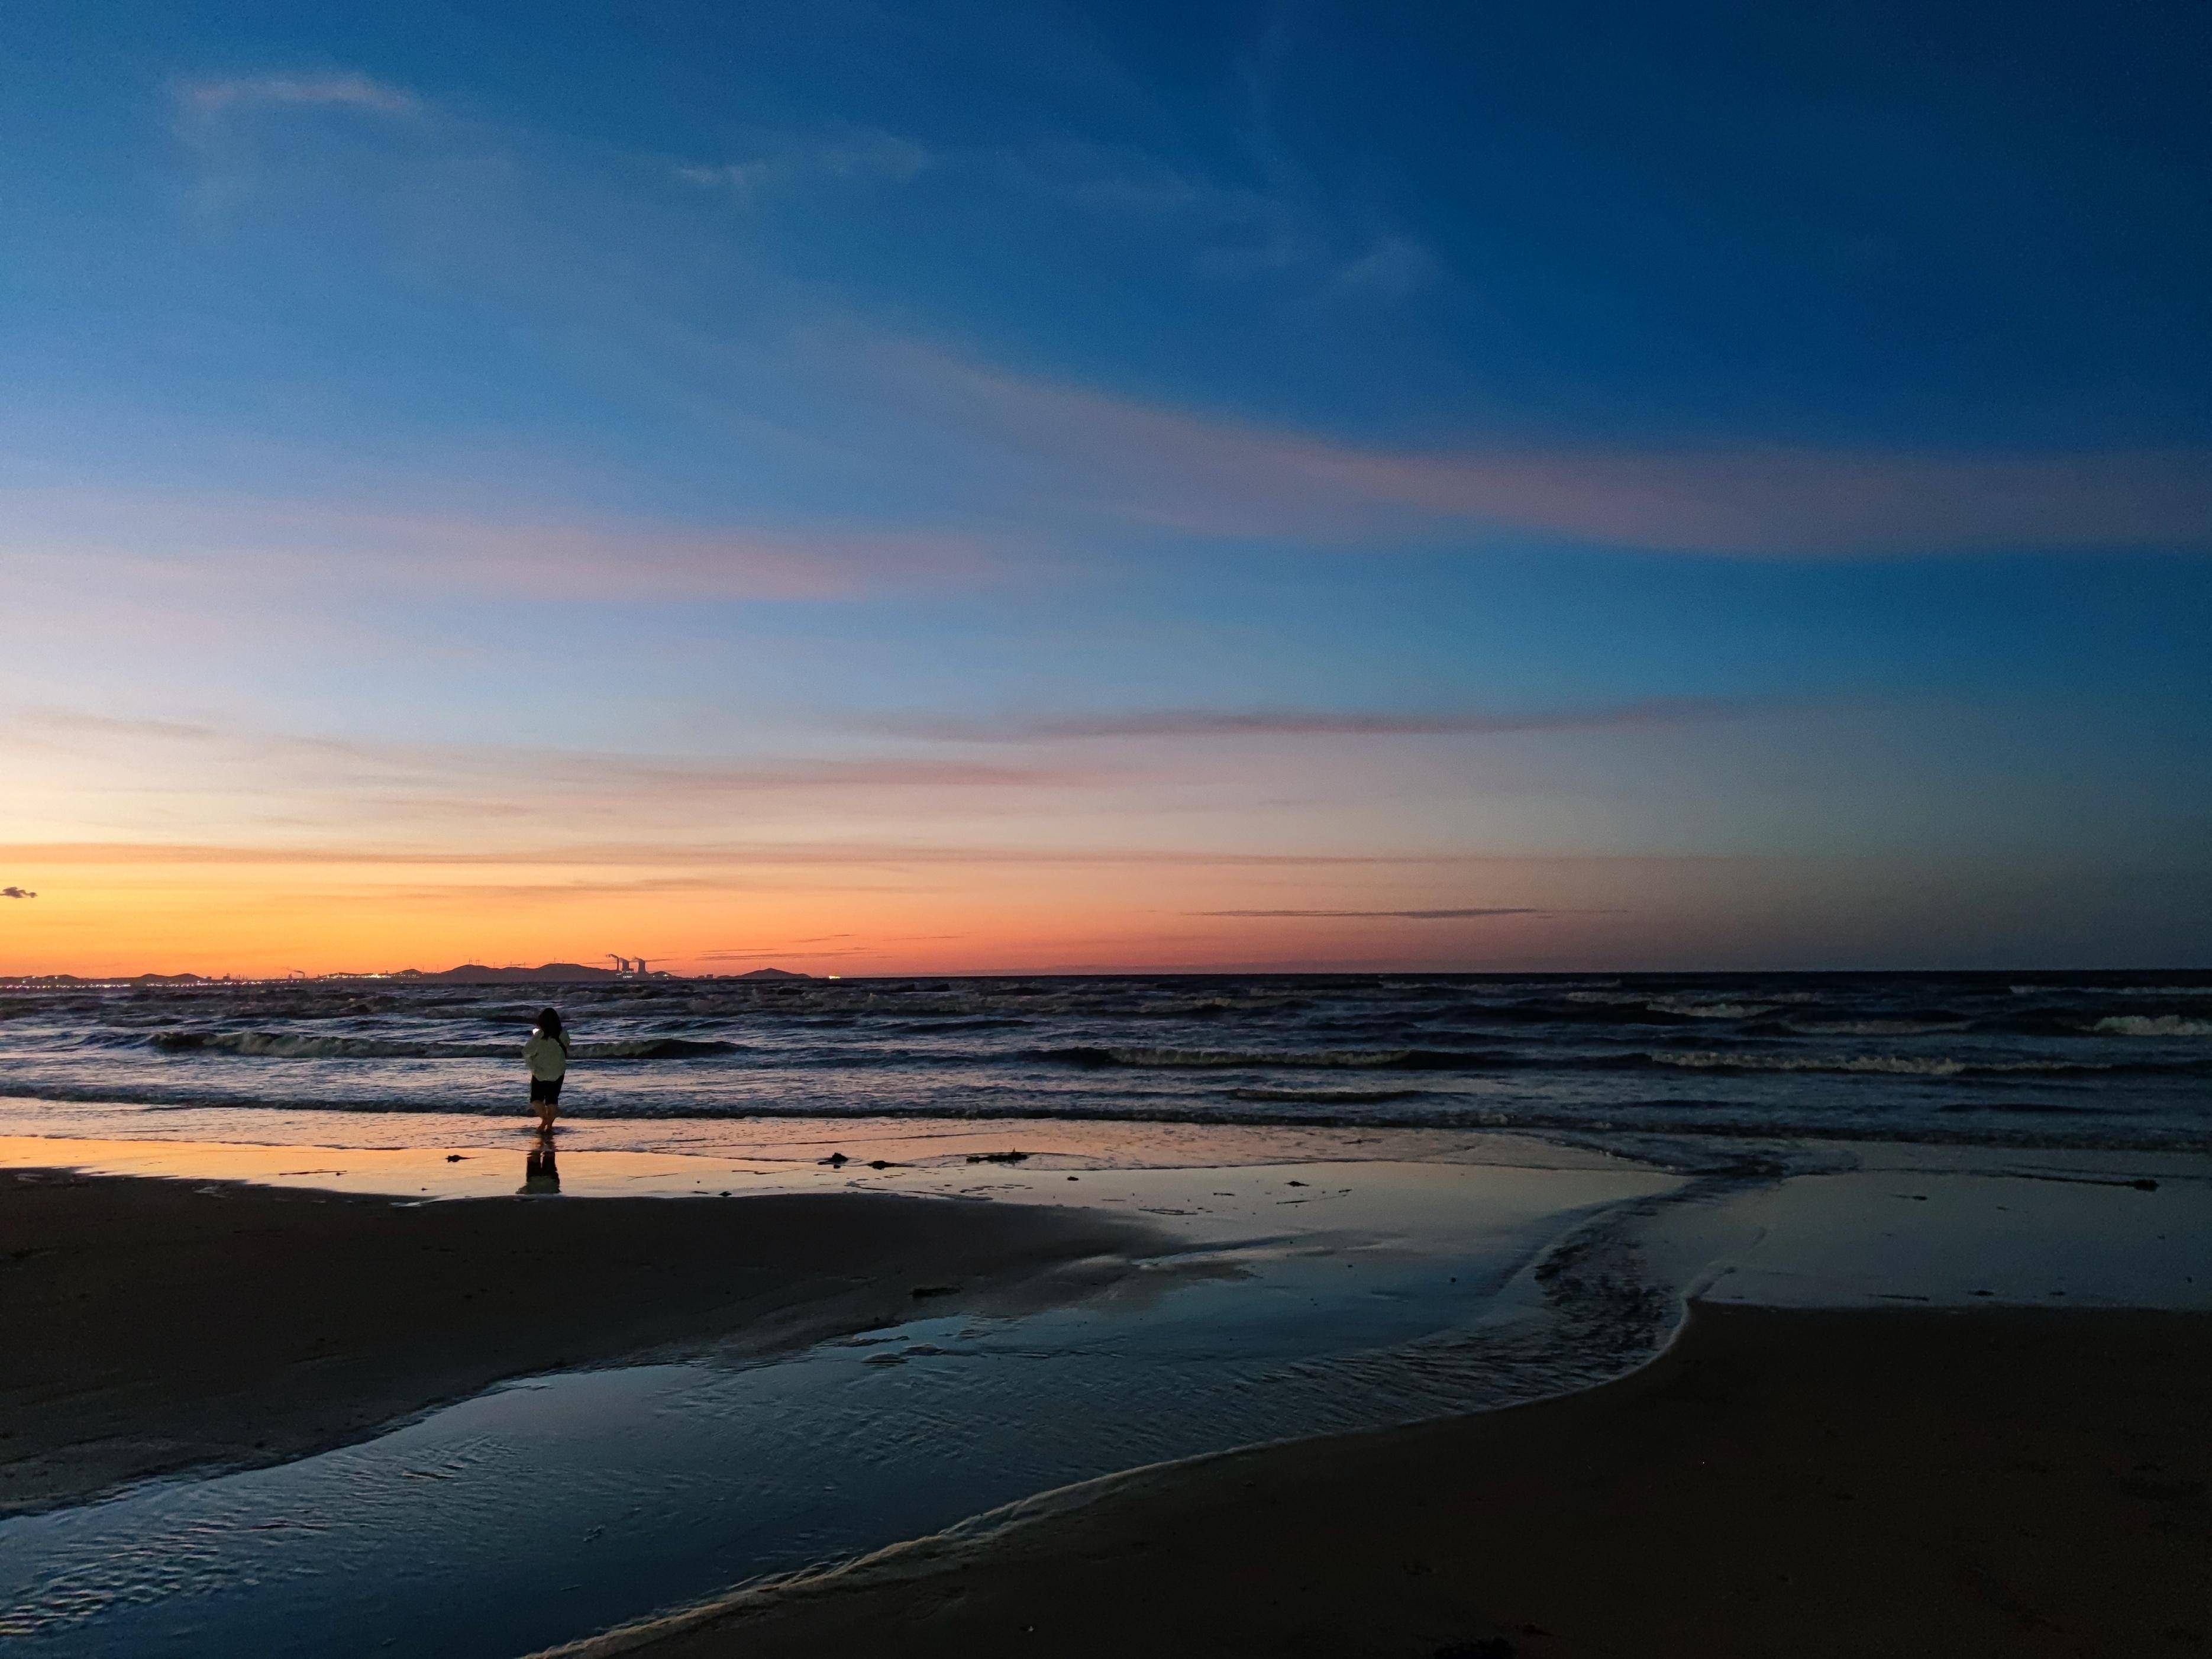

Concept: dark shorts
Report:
left=529, top=1076, right=564, bottom=1106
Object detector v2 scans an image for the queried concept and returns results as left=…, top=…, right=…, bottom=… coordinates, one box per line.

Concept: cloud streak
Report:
left=1, top=887, right=35, bottom=900
left=0, top=840, right=1691, bottom=870
left=860, top=697, right=1752, bottom=743
left=9, top=712, right=1099, bottom=806
left=179, top=73, right=422, bottom=119
left=1, top=490, right=1013, bottom=603
left=871, top=344, right=2212, bottom=554
left=1197, top=906, right=1557, bottom=919
left=676, top=129, right=935, bottom=199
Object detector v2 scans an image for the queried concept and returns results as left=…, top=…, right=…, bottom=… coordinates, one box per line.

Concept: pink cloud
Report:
left=869, top=342, right=2212, bottom=554
left=858, top=696, right=1752, bottom=742
left=0, top=839, right=1607, bottom=870
left=0, top=490, right=1009, bottom=602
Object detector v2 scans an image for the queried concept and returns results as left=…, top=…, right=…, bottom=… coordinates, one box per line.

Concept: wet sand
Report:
left=557, top=1303, right=2212, bottom=1659
left=0, top=1166, right=1157, bottom=1517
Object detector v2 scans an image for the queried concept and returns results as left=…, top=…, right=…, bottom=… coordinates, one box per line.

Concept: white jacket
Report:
left=523, top=1032, right=569, bottom=1081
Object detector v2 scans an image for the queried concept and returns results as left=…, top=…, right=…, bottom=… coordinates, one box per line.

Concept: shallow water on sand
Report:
left=0, top=1159, right=1673, bottom=1657
left=3, top=1134, right=2204, bottom=1658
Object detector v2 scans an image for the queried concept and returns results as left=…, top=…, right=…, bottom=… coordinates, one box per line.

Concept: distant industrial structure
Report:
left=606, top=954, right=664, bottom=979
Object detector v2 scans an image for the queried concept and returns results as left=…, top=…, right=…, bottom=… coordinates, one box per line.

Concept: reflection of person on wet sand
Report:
left=519, top=1134, right=560, bottom=1195
left=523, top=1007, right=569, bottom=1133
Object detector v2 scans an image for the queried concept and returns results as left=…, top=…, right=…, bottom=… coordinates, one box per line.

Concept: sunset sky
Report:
left=4, top=1, right=2208, bottom=976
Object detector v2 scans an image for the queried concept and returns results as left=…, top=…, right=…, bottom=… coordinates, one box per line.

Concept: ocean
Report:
left=5, top=969, right=2208, bottom=1656
left=3, top=970, right=2207, bottom=1153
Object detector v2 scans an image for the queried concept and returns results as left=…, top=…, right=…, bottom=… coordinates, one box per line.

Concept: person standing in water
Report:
left=523, top=1008, right=569, bottom=1134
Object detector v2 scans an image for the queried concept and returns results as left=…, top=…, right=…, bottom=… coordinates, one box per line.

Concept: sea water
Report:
left=1, top=971, right=2207, bottom=1154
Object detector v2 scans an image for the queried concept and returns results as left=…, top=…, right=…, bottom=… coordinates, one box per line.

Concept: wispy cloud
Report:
left=0, top=840, right=1654, bottom=871
left=867, top=343, right=2212, bottom=553
left=1, top=711, right=1136, bottom=867
left=675, top=124, right=1429, bottom=302
left=676, top=129, right=935, bottom=201
left=1326, top=235, right=1440, bottom=301
left=0, top=886, right=35, bottom=900
left=858, top=697, right=1752, bottom=743
left=1197, top=906, right=1557, bottom=919
left=9, top=712, right=1093, bottom=801
left=986, top=140, right=1436, bottom=301
left=0, top=489, right=1012, bottom=603
left=178, top=72, right=422, bottom=120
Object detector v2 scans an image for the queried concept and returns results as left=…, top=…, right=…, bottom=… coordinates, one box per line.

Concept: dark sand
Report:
left=557, top=1304, right=2212, bottom=1659
left=0, top=1167, right=1153, bottom=1516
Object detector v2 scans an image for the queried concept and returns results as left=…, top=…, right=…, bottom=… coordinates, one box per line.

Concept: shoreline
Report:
left=540, top=1300, right=2212, bottom=1658
left=7, top=1087, right=2208, bottom=1160
left=0, top=1167, right=1163, bottom=1517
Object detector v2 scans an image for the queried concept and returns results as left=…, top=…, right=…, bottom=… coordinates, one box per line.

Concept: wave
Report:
left=1643, top=1050, right=2133, bottom=1078
left=1487, top=993, right=1826, bottom=1025
left=1558, top=995, right=1785, bottom=1018
left=2092, top=1015, right=2212, bottom=1038
left=1, top=1080, right=2201, bottom=1154
left=1038, top=1045, right=1522, bottom=1071
left=147, top=1031, right=743, bottom=1061
left=888, top=1018, right=1033, bottom=1034
left=1228, top=1087, right=1429, bottom=1104
left=579, top=1038, right=745, bottom=1060
left=2012, top=983, right=2212, bottom=998
left=1473, top=1000, right=1704, bottom=1027
left=1783, top=1019, right=1972, bottom=1036
left=1936, top=1099, right=2103, bottom=1116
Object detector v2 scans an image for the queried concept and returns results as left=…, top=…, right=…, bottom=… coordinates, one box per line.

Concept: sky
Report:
left=2, top=0, right=2208, bottom=976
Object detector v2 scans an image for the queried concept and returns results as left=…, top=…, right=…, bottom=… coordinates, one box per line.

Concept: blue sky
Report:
left=2, top=1, right=2207, bottom=972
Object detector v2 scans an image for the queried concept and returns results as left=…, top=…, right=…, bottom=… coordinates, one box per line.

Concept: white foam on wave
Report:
left=1563, top=993, right=1801, bottom=1017
left=1648, top=999, right=1782, bottom=1019
left=2093, top=1015, right=2212, bottom=1038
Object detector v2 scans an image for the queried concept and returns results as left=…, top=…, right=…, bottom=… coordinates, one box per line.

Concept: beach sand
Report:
left=0, top=1166, right=1156, bottom=1517
left=550, top=1303, right=2212, bottom=1659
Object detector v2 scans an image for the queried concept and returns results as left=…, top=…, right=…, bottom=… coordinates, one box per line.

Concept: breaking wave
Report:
left=2092, top=1015, right=2212, bottom=1038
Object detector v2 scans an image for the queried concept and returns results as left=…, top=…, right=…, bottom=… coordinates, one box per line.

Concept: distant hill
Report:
left=5, top=962, right=740, bottom=986
left=402, top=963, right=625, bottom=983
left=1, top=972, right=215, bottom=985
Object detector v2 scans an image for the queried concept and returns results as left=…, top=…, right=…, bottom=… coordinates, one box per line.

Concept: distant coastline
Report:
left=0, top=964, right=814, bottom=987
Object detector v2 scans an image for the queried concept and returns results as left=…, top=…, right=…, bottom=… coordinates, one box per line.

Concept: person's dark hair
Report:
left=537, top=1007, right=568, bottom=1051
